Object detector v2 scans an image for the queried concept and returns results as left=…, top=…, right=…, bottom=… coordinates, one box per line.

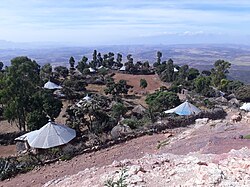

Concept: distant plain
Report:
left=1, top=43, right=250, bottom=83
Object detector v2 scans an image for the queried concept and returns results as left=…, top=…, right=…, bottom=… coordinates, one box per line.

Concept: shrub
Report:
left=122, top=117, right=150, bottom=129
left=111, top=103, right=127, bottom=120
left=244, top=134, right=250, bottom=139
left=0, top=158, right=18, bottom=181
left=104, top=168, right=128, bottom=187
left=145, top=91, right=180, bottom=113
left=235, top=85, right=250, bottom=102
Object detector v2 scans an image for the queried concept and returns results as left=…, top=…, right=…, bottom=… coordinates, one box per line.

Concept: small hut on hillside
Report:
left=164, top=101, right=201, bottom=116
left=119, top=65, right=126, bottom=71
left=15, top=120, right=76, bottom=150
left=76, top=94, right=92, bottom=107
left=88, top=67, right=96, bottom=73
left=44, top=81, right=62, bottom=90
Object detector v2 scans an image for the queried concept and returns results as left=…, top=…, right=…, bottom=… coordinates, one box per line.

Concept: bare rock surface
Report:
left=44, top=147, right=250, bottom=187
left=2, top=108, right=250, bottom=187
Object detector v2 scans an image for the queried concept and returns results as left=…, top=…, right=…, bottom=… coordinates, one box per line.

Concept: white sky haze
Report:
left=0, top=0, right=250, bottom=45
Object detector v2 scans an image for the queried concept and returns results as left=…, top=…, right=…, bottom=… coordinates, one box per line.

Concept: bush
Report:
left=111, top=103, right=127, bottom=120
left=244, top=134, right=250, bottom=139
left=122, top=117, right=150, bottom=129
left=104, top=168, right=128, bottom=187
left=122, top=119, right=137, bottom=129
left=235, top=85, right=250, bottom=102
left=145, top=91, right=180, bottom=113
left=0, top=158, right=18, bottom=181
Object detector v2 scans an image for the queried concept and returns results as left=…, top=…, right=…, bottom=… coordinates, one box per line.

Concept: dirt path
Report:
left=1, top=134, right=167, bottom=187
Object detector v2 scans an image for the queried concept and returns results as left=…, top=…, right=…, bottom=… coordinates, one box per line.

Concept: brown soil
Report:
left=2, top=109, right=250, bottom=186
left=1, top=74, right=250, bottom=186
left=0, top=145, right=16, bottom=158
left=0, top=120, right=19, bottom=134
left=86, top=84, right=106, bottom=95
left=113, top=73, right=169, bottom=94
left=86, top=73, right=169, bottom=107
left=1, top=134, right=167, bottom=187
left=55, top=100, right=70, bottom=124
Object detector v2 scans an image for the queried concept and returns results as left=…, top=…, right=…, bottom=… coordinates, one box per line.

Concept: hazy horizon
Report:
left=1, top=0, right=250, bottom=46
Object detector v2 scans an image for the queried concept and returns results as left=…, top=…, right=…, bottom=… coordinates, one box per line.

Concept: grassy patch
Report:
left=156, top=139, right=170, bottom=149
left=104, top=168, right=128, bottom=187
left=244, top=134, right=250, bottom=139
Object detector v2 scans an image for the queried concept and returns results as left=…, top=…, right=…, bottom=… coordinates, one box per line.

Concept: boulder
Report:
left=111, top=124, right=132, bottom=139
left=195, top=118, right=209, bottom=125
left=215, top=96, right=227, bottom=103
left=228, top=98, right=240, bottom=106
left=227, top=93, right=236, bottom=100
left=132, top=105, right=146, bottom=115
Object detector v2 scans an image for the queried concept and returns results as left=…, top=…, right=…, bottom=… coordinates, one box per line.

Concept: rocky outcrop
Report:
left=44, top=147, right=250, bottom=187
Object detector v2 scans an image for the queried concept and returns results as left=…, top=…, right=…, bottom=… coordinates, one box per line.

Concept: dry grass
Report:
left=113, top=73, right=169, bottom=94
left=0, top=145, right=16, bottom=158
left=55, top=100, right=70, bottom=124
left=84, top=73, right=168, bottom=107
left=86, top=84, right=106, bottom=95
left=0, top=120, right=19, bottom=134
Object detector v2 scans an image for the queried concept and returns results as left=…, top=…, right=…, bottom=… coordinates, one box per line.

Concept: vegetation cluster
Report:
left=0, top=49, right=250, bottom=180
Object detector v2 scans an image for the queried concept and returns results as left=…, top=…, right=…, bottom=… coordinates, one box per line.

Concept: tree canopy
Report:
left=140, top=78, right=148, bottom=89
left=211, top=60, right=231, bottom=87
left=0, top=56, right=62, bottom=131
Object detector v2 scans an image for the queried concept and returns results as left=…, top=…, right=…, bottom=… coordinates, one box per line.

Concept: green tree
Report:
left=111, top=102, right=127, bottom=120
left=27, top=110, right=48, bottom=131
left=70, top=95, right=113, bottom=134
left=103, top=54, right=109, bottom=67
left=0, top=57, right=63, bottom=131
left=187, top=68, right=200, bottom=80
left=140, top=79, right=148, bottom=89
left=41, top=91, right=62, bottom=120
left=226, top=80, right=244, bottom=94
left=69, top=56, right=75, bottom=69
left=98, top=67, right=108, bottom=78
left=125, top=54, right=136, bottom=74
left=1, top=57, right=41, bottom=131
left=89, top=50, right=98, bottom=68
left=92, top=50, right=97, bottom=66
left=105, top=78, right=130, bottom=98
left=116, top=53, right=123, bottom=67
left=177, top=64, right=189, bottom=81
left=153, top=51, right=162, bottom=67
left=97, top=52, right=103, bottom=67
left=211, top=60, right=231, bottom=87
left=201, top=70, right=211, bottom=76
left=108, top=52, right=115, bottom=68
left=145, top=91, right=180, bottom=113
left=27, top=90, right=62, bottom=130
left=0, top=61, right=3, bottom=71
left=194, top=76, right=212, bottom=96
left=54, top=66, right=69, bottom=78
left=159, top=59, right=174, bottom=82
left=63, top=78, right=87, bottom=92
left=40, top=63, right=52, bottom=80
left=77, top=56, right=89, bottom=73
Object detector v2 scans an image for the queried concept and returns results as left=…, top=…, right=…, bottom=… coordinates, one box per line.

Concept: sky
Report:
left=0, top=0, right=250, bottom=45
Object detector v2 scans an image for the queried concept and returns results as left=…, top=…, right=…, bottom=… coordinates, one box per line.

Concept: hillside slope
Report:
left=2, top=109, right=250, bottom=187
